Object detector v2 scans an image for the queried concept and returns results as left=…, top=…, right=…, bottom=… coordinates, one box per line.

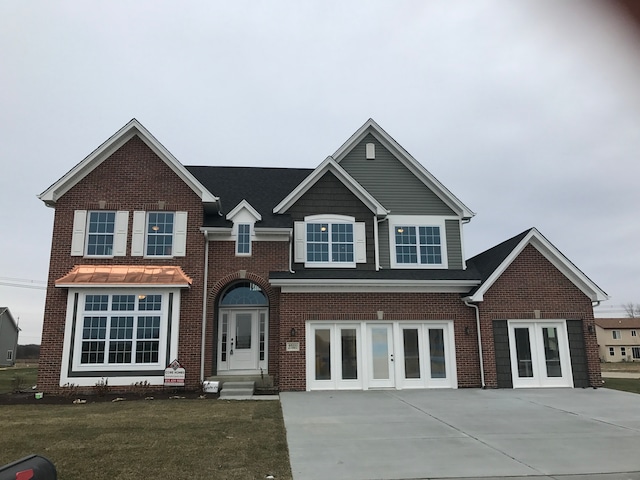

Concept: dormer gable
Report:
left=38, top=119, right=219, bottom=209
left=273, top=156, right=388, bottom=216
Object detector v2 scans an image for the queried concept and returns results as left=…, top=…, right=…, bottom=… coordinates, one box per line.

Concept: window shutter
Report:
left=294, top=221, right=305, bottom=263
left=70, top=210, right=87, bottom=256
left=355, top=222, right=366, bottom=263
left=131, top=211, right=146, bottom=256
left=173, top=212, right=188, bottom=257
left=113, top=211, right=129, bottom=256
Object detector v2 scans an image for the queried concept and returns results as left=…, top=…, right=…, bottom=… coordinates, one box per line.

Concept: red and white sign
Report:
left=164, top=359, right=186, bottom=387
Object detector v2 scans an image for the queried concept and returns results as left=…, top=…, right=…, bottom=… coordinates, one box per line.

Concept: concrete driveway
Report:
left=280, top=388, right=640, bottom=480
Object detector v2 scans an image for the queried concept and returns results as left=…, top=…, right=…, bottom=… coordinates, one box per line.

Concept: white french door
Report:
left=306, top=321, right=456, bottom=390
left=508, top=320, right=573, bottom=388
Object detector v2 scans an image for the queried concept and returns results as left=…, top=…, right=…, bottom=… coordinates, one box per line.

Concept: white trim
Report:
left=273, top=157, right=388, bottom=216
left=39, top=119, right=218, bottom=207
left=272, top=279, right=480, bottom=294
left=388, top=215, right=448, bottom=269
left=331, top=119, right=474, bottom=219
left=71, top=210, right=87, bottom=256
left=226, top=199, right=262, bottom=222
left=173, top=211, right=188, bottom=257
left=464, top=228, right=609, bottom=302
left=59, top=288, right=182, bottom=387
left=131, top=211, right=145, bottom=257
left=113, top=211, right=129, bottom=257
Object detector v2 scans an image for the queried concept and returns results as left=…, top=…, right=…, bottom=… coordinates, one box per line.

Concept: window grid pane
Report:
left=237, top=224, right=251, bottom=254
left=87, top=212, right=115, bottom=256
left=147, top=212, right=174, bottom=256
left=307, top=223, right=354, bottom=263
left=396, top=225, right=443, bottom=265
left=80, top=295, right=163, bottom=366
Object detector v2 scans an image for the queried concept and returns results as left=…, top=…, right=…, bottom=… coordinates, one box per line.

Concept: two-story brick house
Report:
left=38, top=119, right=608, bottom=393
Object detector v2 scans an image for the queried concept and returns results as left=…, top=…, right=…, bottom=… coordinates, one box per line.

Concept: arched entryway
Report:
left=216, top=281, right=269, bottom=375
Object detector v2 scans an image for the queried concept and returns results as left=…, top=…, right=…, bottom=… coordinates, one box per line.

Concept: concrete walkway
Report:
left=280, top=388, right=640, bottom=480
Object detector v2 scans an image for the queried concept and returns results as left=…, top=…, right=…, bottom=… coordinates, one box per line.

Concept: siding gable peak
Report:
left=333, top=119, right=474, bottom=219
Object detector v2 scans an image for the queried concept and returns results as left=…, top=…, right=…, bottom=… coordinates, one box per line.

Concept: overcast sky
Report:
left=2, top=1, right=639, bottom=344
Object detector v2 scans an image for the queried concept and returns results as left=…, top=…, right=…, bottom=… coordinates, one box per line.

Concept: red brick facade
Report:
left=39, top=125, right=605, bottom=394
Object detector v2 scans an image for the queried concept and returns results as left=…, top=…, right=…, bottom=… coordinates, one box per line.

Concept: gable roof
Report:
left=332, top=119, right=475, bottom=219
left=186, top=166, right=312, bottom=228
left=465, top=228, right=609, bottom=303
left=595, top=318, right=640, bottom=329
left=273, top=156, right=389, bottom=216
left=39, top=119, right=219, bottom=208
left=0, top=307, right=20, bottom=332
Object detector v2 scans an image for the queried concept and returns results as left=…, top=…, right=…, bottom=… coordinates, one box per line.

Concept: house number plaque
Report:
left=286, top=342, right=300, bottom=352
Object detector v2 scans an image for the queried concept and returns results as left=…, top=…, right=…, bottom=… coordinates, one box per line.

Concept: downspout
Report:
left=289, top=228, right=295, bottom=273
left=200, top=231, right=210, bottom=383
left=464, top=300, right=485, bottom=388
left=375, top=216, right=386, bottom=271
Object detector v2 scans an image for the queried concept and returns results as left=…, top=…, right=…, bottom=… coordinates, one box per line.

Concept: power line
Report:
left=0, top=282, right=47, bottom=290
left=0, top=276, right=46, bottom=285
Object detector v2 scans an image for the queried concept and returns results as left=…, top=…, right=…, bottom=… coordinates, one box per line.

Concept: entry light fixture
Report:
left=588, top=325, right=595, bottom=334
left=290, top=327, right=296, bottom=337
left=464, top=326, right=470, bottom=335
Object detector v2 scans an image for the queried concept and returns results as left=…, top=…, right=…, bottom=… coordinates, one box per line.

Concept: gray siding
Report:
left=288, top=171, right=375, bottom=270
left=0, top=311, right=18, bottom=367
left=378, top=219, right=390, bottom=268
left=340, top=133, right=456, bottom=216
left=567, top=320, right=589, bottom=388
left=493, top=320, right=513, bottom=388
left=445, top=219, right=463, bottom=269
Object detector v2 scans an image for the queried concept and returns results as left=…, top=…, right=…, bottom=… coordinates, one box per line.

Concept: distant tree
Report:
left=623, top=302, right=640, bottom=318
left=16, top=344, right=40, bottom=360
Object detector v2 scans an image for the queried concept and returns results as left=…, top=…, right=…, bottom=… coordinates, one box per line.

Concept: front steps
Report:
left=219, top=381, right=255, bottom=400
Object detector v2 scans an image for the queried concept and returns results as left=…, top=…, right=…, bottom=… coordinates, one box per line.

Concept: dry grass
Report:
left=600, top=362, right=640, bottom=372
left=0, top=366, right=38, bottom=394
left=0, top=400, right=292, bottom=480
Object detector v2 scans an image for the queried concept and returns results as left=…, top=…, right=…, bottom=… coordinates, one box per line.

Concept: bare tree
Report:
left=623, top=302, right=640, bottom=318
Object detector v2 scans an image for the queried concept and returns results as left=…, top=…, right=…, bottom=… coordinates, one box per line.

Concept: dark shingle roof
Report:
left=466, top=229, right=532, bottom=282
left=185, top=166, right=312, bottom=228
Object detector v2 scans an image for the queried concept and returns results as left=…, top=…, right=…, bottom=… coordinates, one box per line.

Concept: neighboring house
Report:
left=37, top=119, right=608, bottom=393
left=595, top=318, right=640, bottom=362
left=0, top=307, right=20, bottom=367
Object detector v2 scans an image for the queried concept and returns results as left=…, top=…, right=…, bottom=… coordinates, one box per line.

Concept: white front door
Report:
left=367, top=324, right=395, bottom=388
left=508, top=320, right=573, bottom=388
left=218, top=309, right=266, bottom=373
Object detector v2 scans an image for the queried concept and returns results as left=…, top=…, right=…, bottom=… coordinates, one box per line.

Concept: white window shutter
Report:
left=131, top=211, right=146, bottom=256
left=173, top=212, right=188, bottom=257
left=355, top=222, right=366, bottom=263
left=113, top=211, right=129, bottom=256
left=70, top=210, right=87, bottom=256
left=294, top=221, right=305, bottom=263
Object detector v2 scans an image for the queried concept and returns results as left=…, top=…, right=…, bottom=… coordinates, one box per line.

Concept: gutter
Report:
left=464, top=300, right=486, bottom=388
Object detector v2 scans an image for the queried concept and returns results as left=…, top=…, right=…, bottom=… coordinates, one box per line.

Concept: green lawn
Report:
left=0, top=366, right=38, bottom=394
left=0, top=400, right=292, bottom=480
left=602, top=378, right=640, bottom=395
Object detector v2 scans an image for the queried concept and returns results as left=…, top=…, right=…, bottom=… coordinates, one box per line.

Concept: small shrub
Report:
left=11, top=374, right=26, bottom=393
left=94, top=378, right=109, bottom=397
left=60, top=383, right=80, bottom=399
left=129, top=380, right=152, bottom=397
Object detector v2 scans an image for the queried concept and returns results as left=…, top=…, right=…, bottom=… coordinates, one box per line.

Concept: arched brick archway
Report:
left=207, top=271, right=278, bottom=378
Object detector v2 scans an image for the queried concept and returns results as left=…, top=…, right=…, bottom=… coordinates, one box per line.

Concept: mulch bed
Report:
left=0, top=390, right=218, bottom=405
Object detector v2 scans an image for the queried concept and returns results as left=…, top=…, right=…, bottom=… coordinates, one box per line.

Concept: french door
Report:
left=508, top=321, right=573, bottom=388
left=307, top=321, right=456, bottom=390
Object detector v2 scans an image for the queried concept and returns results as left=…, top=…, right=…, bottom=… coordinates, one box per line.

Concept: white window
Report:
left=71, top=210, right=128, bottom=257
left=632, top=330, right=637, bottom=337
left=389, top=216, right=448, bottom=269
left=131, top=211, right=187, bottom=257
left=294, top=215, right=366, bottom=268
left=609, top=347, right=615, bottom=356
left=612, top=330, right=621, bottom=340
left=236, top=224, right=251, bottom=255
left=621, top=347, right=627, bottom=357
left=77, top=293, right=165, bottom=368
left=633, top=347, right=640, bottom=359
left=6, top=350, right=13, bottom=361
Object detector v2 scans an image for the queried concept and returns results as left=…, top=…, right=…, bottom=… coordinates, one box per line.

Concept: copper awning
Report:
left=55, top=265, right=192, bottom=288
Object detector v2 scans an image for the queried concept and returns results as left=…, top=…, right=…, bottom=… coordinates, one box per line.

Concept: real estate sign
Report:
left=164, top=359, right=185, bottom=387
